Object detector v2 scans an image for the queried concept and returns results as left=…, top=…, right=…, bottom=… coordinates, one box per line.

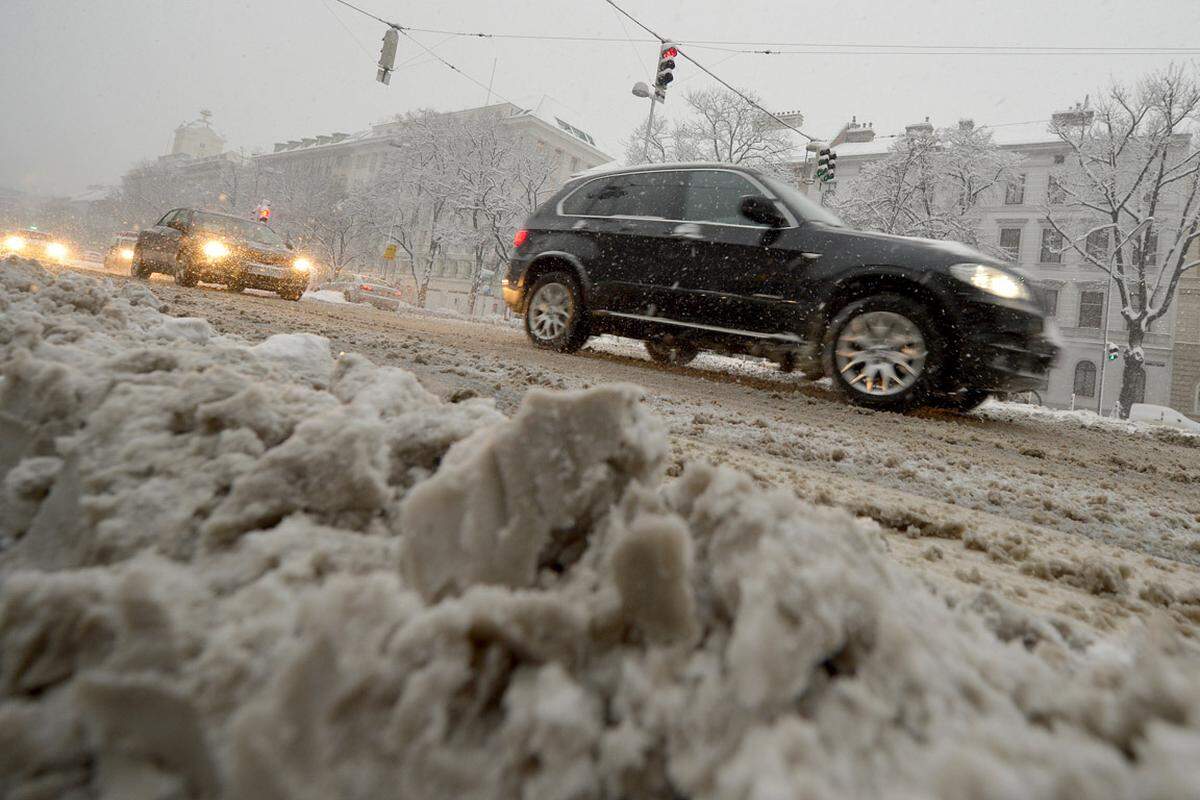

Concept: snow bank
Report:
left=978, top=398, right=1200, bottom=443
left=3, top=255, right=1200, bottom=799
left=301, top=289, right=350, bottom=305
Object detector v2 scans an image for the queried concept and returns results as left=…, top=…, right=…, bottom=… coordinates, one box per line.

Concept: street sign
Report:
left=383, top=244, right=397, bottom=260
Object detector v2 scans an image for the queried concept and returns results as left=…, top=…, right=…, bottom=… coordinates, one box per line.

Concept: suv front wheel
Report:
left=824, top=294, right=943, bottom=412
left=524, top=272, right=588, bottom=352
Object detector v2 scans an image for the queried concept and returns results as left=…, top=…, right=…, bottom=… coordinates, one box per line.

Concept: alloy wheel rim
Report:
left=835, top=311, right=927, bottom=396
left=529, top=282, right=571, bottom=340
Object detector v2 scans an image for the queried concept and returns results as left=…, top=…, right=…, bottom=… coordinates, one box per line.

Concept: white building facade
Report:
left=807, top=115, right=1184, bottom=413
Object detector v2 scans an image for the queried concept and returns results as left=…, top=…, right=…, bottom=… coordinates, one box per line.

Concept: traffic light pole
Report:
left=641, top=97, right=657, bottom=163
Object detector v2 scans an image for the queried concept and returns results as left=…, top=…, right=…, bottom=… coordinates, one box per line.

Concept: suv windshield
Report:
left=192, top=212, right=284, bottom=247
left=761, top=176, right=845, bottom=227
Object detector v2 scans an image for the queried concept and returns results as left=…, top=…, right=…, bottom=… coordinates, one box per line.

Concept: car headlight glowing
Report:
left=45, top=242, right=69, bottom=260
left=202, top=240, right=230, bottom=259
left=949, top=263, right=1030, bottom=301
left=119, top=248, right=134, bottom=260
left=292, top=257, right=313, bottom=272
left=4, top=235, right=26, bottom=252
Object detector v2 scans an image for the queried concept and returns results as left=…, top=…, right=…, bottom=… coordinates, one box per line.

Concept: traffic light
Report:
left=377, top=27, right=399, bottom=85
left=653, top=41, right=678, bottom=101
left=1106, top=342, right=1120, bottom=361
left=255, top=203, right=271, bottom=223
left=816, top=148, right=837, bottom=182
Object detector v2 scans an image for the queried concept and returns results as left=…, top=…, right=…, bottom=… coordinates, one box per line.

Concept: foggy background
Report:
left=2, top=0, right=1197, bottom=196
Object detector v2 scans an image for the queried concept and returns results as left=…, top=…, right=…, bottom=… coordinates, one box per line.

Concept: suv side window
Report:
left=562, top=171, right=685, bottom=219
left=157, top=210, right=178, bottom=227
left=682, top=170, right=762, bottom=225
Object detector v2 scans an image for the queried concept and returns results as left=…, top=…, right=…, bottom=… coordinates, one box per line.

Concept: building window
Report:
left=1073, top=361, right=1097, bottom=397
left=999, top=227, right=1022, bottom=261
left=1085, top=229, right=1109, bottom=263
left=1054, top=154, right=1066, bottom=165
left=1005, top=174, right=1026, bottom=205
left=1047, top=175, right=1066, bottom=204
left=1078, top=290, right=1105, bottom=328
left=1040, top=228, right=1063, bottom=263
left=1041, top=287, right=1059, bottom=316
left=1194, top=383, right=1200, bottom=414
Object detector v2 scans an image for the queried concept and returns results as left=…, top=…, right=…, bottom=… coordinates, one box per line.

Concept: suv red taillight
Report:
left=512, top=229, right=529, bottom=248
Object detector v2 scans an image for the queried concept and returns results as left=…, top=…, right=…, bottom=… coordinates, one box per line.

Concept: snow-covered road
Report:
left=66, top=264, right=1200, bottom=640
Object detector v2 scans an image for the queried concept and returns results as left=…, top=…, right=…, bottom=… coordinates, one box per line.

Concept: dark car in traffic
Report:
left=103, top=231, right=138, bottom=271
left=131, top=208, right=313, bottom=300
left=503, top=163, right=1059, bottom=412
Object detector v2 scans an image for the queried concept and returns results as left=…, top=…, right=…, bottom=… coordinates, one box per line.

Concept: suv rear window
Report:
left=561, top=171, right=685, bottom=219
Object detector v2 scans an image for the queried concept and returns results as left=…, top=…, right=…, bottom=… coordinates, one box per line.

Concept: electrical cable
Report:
left=327, top=2, right=1199, bottom=56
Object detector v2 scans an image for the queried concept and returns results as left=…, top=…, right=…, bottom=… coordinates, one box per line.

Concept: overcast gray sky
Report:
left=2, top=0, right=1197, bottom=196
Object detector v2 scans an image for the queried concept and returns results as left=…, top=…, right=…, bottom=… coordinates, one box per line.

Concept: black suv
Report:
left=503, top=163, right=1058, bottom=412
left=131, top=208, right=312, bottom=301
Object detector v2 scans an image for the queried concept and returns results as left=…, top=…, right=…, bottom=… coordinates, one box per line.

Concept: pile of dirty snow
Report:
left=2, top=256, right=1200, bottom=800
left=300, top=288, right=351, bottom=305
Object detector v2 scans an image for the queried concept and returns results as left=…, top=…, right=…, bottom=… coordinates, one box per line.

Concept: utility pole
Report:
left=485, top=57, right=497, bottom=106
left=1096, top=269, right=1115, bottom=415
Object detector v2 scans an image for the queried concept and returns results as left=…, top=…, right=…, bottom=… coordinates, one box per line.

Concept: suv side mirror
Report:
left=739, top=195, right=786, bottom=228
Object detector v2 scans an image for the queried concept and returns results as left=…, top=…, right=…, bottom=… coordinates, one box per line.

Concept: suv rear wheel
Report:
left=824, top=293, right=942, bottom=412
left=524, top=272, right=588, bottom=352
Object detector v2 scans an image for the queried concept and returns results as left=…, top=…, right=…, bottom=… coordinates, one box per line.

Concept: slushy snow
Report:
left=2, top=256, right=1200, bottom=800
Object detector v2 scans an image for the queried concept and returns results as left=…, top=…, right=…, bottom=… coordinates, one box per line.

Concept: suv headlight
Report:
left=949, top=263, right=1030, bottom=301
left=202, top=240, right=230, bottom=259
left=292, top=257, right=312, bottom=272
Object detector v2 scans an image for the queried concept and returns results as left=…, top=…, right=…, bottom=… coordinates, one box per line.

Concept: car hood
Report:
left=237, top=242, right=292, bottom=265
left=816, top=226, right=1011, bottom=273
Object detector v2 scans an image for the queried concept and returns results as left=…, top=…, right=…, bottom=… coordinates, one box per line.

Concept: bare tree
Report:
left=674, top=87, right=796, bottom=171
left=365, top=111, right=560, bottom=310
left=622, top=111, right=671, bottom=165
left=264, top=164, right=371, bottom=280
left=833, top=122, right=1022, bottom=254
left=1045, top=65, right=1200, bottom=418
left=620, top=87, right=796, bottom=170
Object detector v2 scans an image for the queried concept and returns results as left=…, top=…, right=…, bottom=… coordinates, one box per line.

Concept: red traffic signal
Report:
left=654, top=41, right=678, bottom=100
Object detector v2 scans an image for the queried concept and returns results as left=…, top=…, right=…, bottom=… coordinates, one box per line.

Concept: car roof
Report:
left=566, top=161, right=766, bottom=183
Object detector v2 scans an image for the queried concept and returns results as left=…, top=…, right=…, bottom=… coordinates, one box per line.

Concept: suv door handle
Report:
left=671, top=223, right=704, bottom=240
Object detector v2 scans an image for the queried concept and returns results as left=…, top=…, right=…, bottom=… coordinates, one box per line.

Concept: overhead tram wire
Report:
left=328, top=2, right=1199, bottom=54
left=602, top=0, right=817, bottom=142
